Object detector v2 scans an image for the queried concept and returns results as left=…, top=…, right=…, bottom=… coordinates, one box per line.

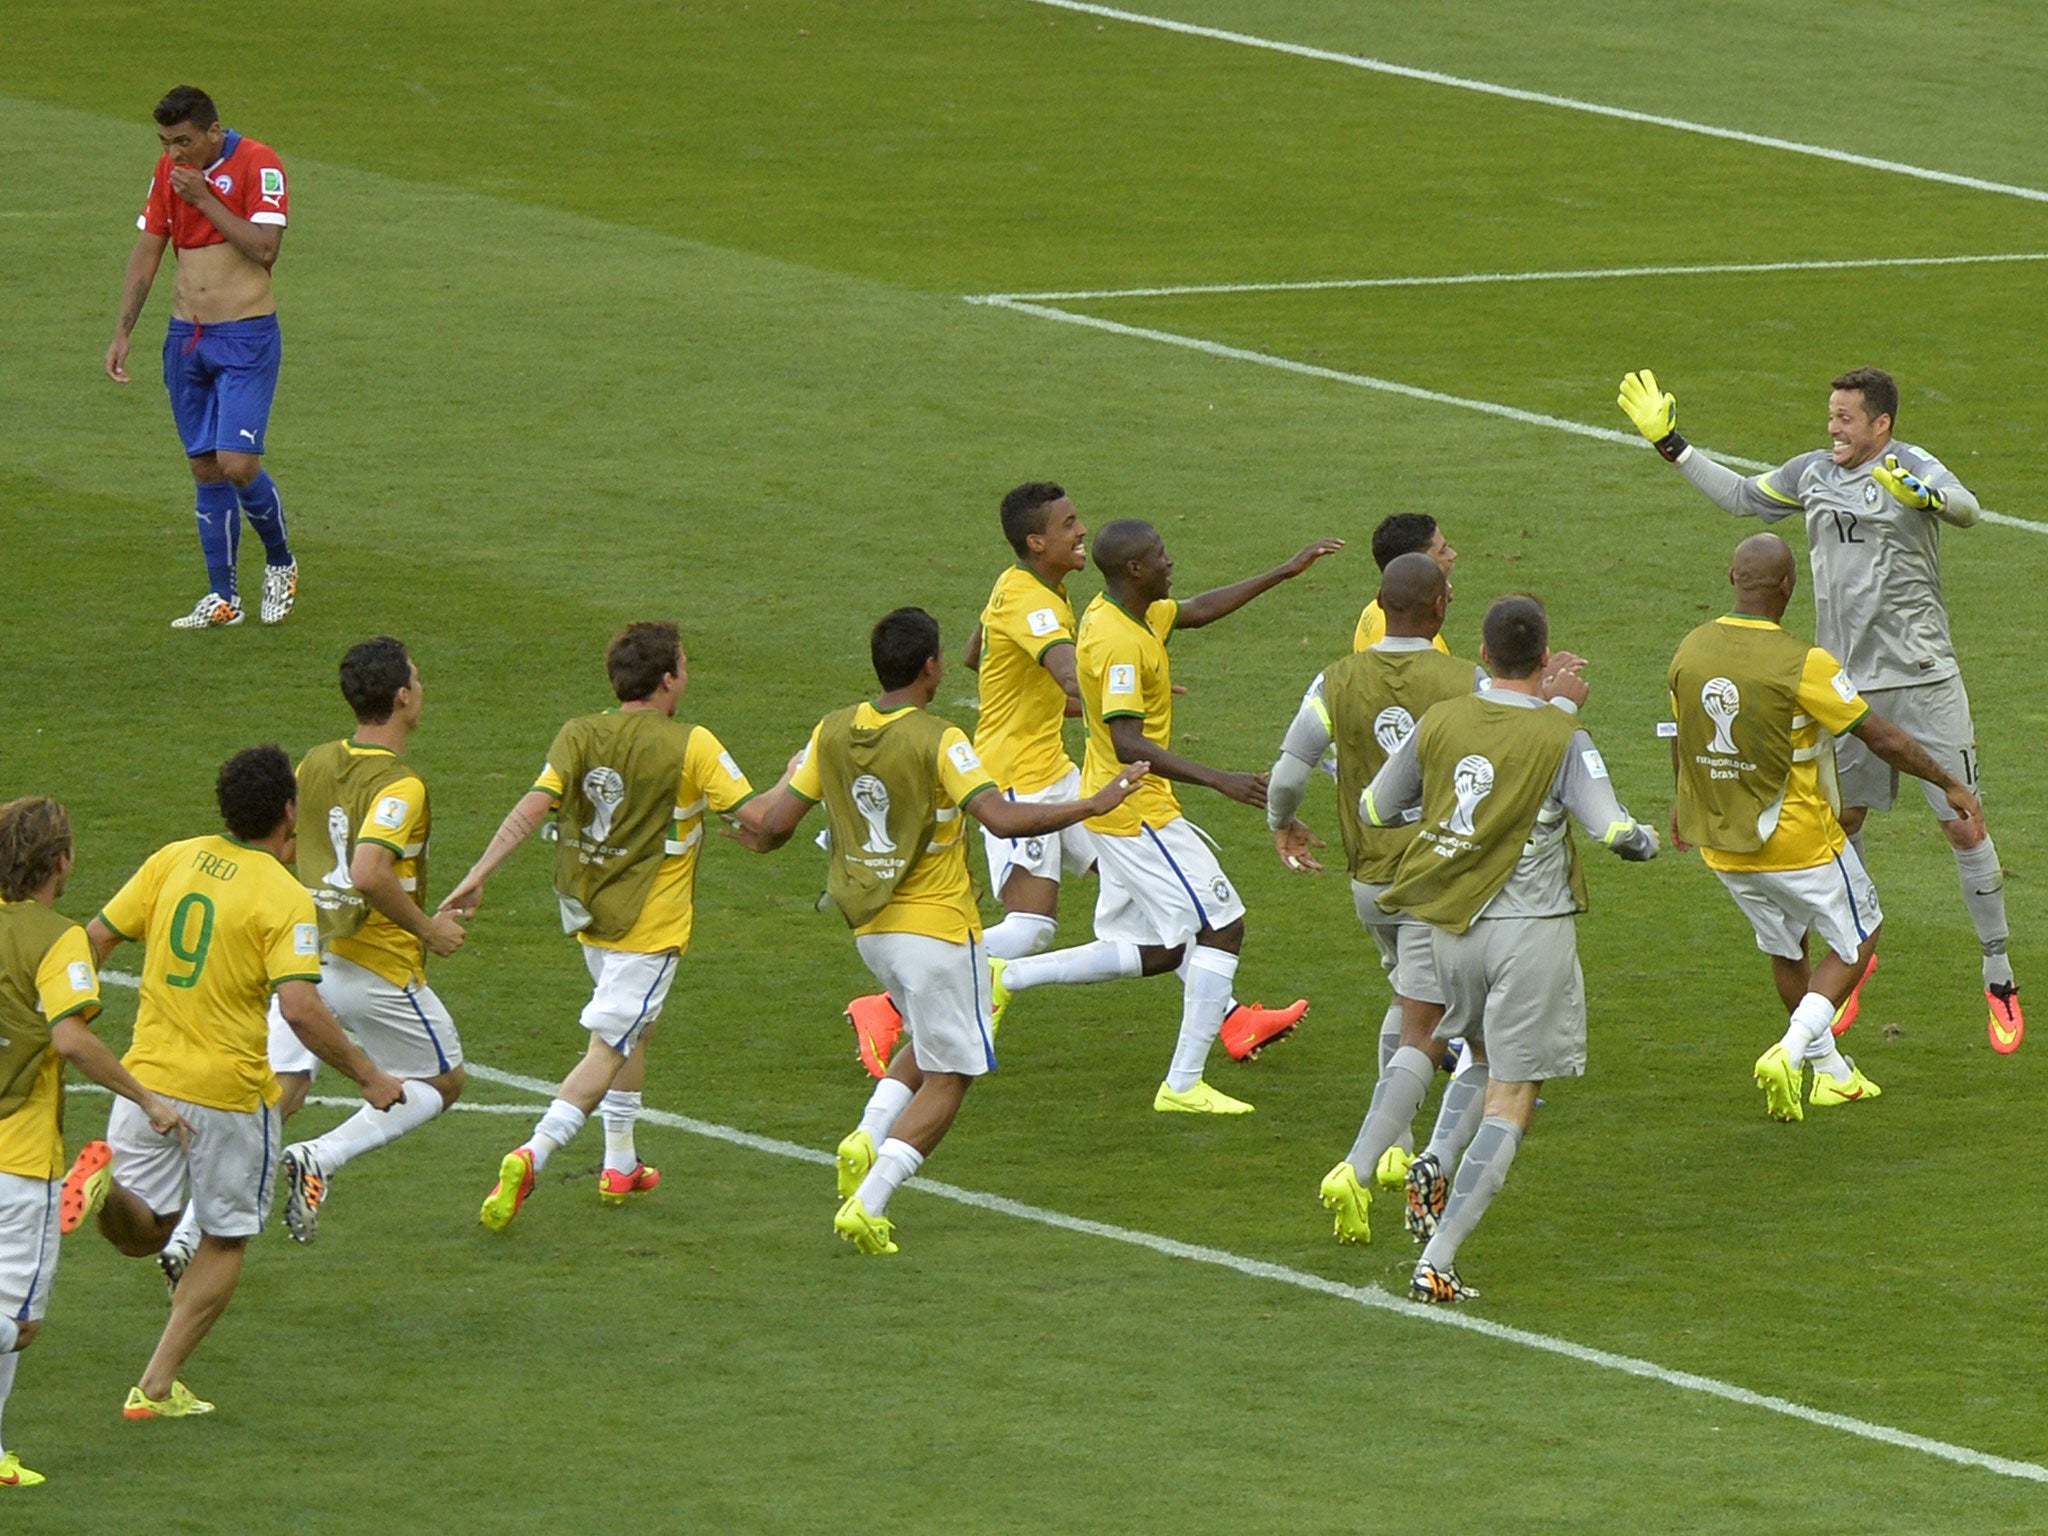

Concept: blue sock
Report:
left=195, top=481, right=239, bottom=599
left=235, top=471, right=293, bottom=565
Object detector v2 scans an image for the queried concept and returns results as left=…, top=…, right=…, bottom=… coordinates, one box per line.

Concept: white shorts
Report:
left=579, top=945, right=678, bottom=1054
left=1351, top=880, right=1444, bottom=1006
left=1091, top=818, right=1248, bottom=950
left=108, top=1094, right=280, bottom=1239
left=1835, top=676, right=1978, bottom=820
left=0, top=1173, right=60, bottom=1326
left=981, top=767, right=1099, bottom=895
left=855, top=932, right=996, bottom=1077
left=1714, top=846, right=1883, bottom=965
left=266, top=954, right=463, bottom=1079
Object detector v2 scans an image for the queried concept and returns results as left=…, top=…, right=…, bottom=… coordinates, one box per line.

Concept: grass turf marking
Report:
left=1022, top=0, right=2048, bottom=206
left=966, top=295, right=2047, bottom=535
left=973, top=251, right=2048, bottom=304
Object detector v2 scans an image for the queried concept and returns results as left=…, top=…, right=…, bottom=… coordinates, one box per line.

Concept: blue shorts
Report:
left=163, top=314, right=282, bottom=458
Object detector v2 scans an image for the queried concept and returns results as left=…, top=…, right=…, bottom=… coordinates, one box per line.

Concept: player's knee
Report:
left=434, top=1065, right=468, bottom=1105
left=12, top=1321, right=41, bottom=1351
left=1838, top=805, right=1869, bottom=837
left=1206, top=917, right=1248, bottom=953
left=188, top=452, right=225, bottom=483
left=1943, top=817, right=1986, bottom=851
left=215, top=450, right=261, bottom=486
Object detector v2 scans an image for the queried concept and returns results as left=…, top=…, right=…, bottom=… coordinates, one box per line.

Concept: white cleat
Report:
left=170, top=592, right=244, bottom=630
left=260, top=561, right=298, bottom=625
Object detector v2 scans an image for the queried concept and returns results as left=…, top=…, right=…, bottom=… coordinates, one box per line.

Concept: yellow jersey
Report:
left=0, top=909, right=101, bottom=1180
left=1076, top=594, right=1182, bottom=837
left=1354, top=599, right=1451, bottom=655
left=535, top=723, right=755, bottom=955
left=1673, top=620, right=1870, bottom=874
left=974, top=564, right=1078, bottom=795
left=98, top=835, right=320, bottom=1112
left=318, top=745, right=431, bottom=988
left=791, top=702, right=994, bottom=943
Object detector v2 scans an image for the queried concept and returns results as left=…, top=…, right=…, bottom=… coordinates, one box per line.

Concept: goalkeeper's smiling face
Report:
left=1827, top=388, right=1892, bottom=468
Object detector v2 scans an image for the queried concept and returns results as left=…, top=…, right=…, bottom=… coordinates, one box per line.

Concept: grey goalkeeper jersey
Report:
left=1678, top=441, right=1979, bottom=692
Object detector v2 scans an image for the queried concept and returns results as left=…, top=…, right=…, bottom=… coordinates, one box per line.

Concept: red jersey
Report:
left=137, top=131, right=288, bottom=251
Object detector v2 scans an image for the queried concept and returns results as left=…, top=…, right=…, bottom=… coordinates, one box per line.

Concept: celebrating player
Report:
left=0, top=799, right=191, bottom=1484
left=443, top=623, right=758, bottom=1230
left=991, top=522, right=1343, bottom=1111
left=1364, top=597, right=1658, bottom=1301
left=729, top=607, right=1147, bottom=1255
left=1669, top=535, right=1983, bottom=1119
left=70, top=749, right=401, bottom=1419
left=1353, top=514, right=1458, bottom=652
left=1620, top=366, right=2021, bottom=1050
left=106, top=86, right=298, bottom=630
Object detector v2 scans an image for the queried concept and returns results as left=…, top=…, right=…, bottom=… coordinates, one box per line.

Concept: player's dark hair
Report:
left=1482, top=595, right=1548, bottom=679
left=1091, top=519, right=1159, bottom=580
left=154, top=86, right=219, bottom=130
left=216, top=746, right=297, bottom=843
left=0, top=797, right=72, bottom=903
left=1000, top=482, right=1067, bottom=557
left=1832, top=367, right=1898, bottom=425
left=1370, top=514, right=1439, bottom=572
left=606, top=621, right=682, bottom=703
left=339, top=637, right=413, bottom=724
left=871, top=607, right=942, bottom=690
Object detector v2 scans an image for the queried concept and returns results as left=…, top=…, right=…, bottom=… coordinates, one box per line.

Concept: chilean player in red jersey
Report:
left=105, top=86, right=299, bottom=631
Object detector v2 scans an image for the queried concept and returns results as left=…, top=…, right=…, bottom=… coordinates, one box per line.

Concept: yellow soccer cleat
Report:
left=1753, top=1044, right=1804, bottom=1122
left=0, top=1452, right=45, bottom=1487
left=987, top=956, right=1011, bottom=1039
left=1375, top=1144, right=1414, bottom=1190
left=479, top=1148, right=536, bottom=1232
left=123, top=1381, right=214, bottom=1420
left=835, top=1128, right=877, bottom=1200
left=833, top=1195, right=898, bottom=1255
left=1152, top=1080, right=1254, bottom=1115
left=1810, top=1059, right=1882, bottom=1108
left=1318, top=1161, right=1372, bottom=1245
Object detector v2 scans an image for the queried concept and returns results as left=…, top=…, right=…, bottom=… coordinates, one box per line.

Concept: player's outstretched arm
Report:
left=967, top=763, right=1150, bottom=839
left=277, top=979, right=405, bottom=1109
left=1175, top=539, right=1346, bottom=630
left=1107, top=715, right=1265, bottom=807
left=106, top=233, right=168, bottom=383
left=1873, top=453, right=1980, bottom=528
left=438, top=789, right=554, bottom=917
left=352, top=842, right=467, bottom=957
left=1851, top=713, right=1984, bottom=829
left=52, top=1017, right=193, bottom=1144
left=1617, top=370, right=1806, bottom=521
left=1556, top=734, right=1659, bottom=861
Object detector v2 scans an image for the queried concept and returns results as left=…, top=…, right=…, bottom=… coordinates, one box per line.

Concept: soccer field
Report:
left=5, top=3, right=2048, bottom=1529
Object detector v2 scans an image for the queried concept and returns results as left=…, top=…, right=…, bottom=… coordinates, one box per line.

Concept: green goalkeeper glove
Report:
left=1872, top=452, right=1945, bottom=513
left=1617, top=370, right=1690, bottom=462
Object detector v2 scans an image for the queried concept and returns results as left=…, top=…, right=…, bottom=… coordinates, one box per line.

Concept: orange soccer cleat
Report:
left=1988, top=982, right=2024, bottom=1055
left=598, top=1162, right=662, bottom=1205
left=1831, top=952, right=1878, bottom=1036
left=845, top=993, right=903, bottom=1078
left=1221, top=999, right=1308, bottom=1061
left=60, top=1141, right=113, bottom=1234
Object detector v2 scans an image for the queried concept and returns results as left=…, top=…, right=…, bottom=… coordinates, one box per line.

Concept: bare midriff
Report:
left=172, top=241, right=275, bottom=323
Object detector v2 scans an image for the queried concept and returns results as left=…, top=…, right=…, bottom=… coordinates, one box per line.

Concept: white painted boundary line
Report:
left=973, top=252, right=2048, bottom=305
left=969, top=296, right=2046, bottom=535
left=1024, top=0, right=2048, bottom=205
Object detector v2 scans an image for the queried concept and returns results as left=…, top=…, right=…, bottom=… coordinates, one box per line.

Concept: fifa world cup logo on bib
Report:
left=851, top=775, right=897, bottom=854
left=1373, top=706, right=1416, bottom=755
left=1447, top=754, right=1495, bottom=837
left=322, top=805, right=354, bottom=889
left=581, top=767, right=627, bottom=844
left=1702, top=677, right=1742, bottom=755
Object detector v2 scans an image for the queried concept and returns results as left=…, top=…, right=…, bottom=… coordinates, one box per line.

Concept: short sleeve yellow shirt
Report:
left=1076, top=595, right=1182, bottom=837
left=1354, top=599, right=1451, bottom=655
left=0, top=918, right=102, bottom=1179
left=327, top=765, right=430, bottom=986
left=974, top=565, right=1078, bottom=796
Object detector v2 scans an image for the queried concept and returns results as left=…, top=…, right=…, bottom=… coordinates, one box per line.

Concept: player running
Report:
left=1620, top=366, right=2022, bottom=1051
left=0, top=799, right=190, bottom=1485
left=443, top=623, right=759, bottom=1230
left=729, top=607, right=1147, bottom=1255
left=990, top=522, right=1343, bottom=1112
left=1353, top=514, right=1458, bottom=652
left=70, top=749, right=401, bottom=1419
left=1364, top=597, right=1658, bottom=1301
left=1669, top=535, right=1983, bottom=1120
left=107, top=86, right=298, bottom=631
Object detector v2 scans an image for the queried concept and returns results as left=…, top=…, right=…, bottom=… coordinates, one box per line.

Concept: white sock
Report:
left=167, top=1202, right=201, bottom=1258
left=856, top=1078, right=915, bottom=1147
left=1000, top=938, right=1141, bottom=993
left=600, top=1090, right=642, bottom=1174
left=853, top=1136, right=924, bottom=1216
left=984, top=912, right=1058, bottom=960
left=522, top=1098, right=587, bottom=1172
left=306, top=1080, right=445, bottom=1173
left=1166, top=946, right=1240, bottom=1091
left=1779, top=991, right=1837, bottom=1064
left=0, top=1349, right=16, bottom=1455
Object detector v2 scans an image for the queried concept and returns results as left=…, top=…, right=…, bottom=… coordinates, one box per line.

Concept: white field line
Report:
left=970, top=297, right=2045, bottom=534
left=85, top=989, right=2047, bottom=1478
left=971, top=252, right=2048, bottom=305
left=1023, top=0, right=2048, bottom=206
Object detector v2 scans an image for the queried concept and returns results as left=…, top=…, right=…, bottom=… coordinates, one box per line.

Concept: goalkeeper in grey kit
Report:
left=1618, top=365, right=2021, bottom=1052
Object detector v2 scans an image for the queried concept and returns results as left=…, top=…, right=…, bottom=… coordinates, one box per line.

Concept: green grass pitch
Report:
left=3, top=2, right=2046, bottom=1529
